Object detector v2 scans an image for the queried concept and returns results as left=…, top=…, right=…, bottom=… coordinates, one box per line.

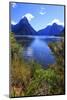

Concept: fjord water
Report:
left=21, top=36, right=63, bottom=67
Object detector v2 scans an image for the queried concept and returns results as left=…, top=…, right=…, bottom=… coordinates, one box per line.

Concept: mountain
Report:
left=11, top=18, right=64, bottom=36
left=38, top=23, right=64, bottom=36
left=11, top=17, right=36, bottom=35
left=59, top=28, right=65, bottom=37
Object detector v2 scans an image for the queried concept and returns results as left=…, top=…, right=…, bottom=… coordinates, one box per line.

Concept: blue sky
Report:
left=10, top=2, right=64, bottom=31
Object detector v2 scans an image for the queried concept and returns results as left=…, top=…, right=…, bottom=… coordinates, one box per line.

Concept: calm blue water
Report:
left=21, top=36, right=63, bottom=67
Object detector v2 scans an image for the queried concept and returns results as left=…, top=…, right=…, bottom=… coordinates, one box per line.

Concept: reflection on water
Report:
left=18, top=36, right=63, bottom=67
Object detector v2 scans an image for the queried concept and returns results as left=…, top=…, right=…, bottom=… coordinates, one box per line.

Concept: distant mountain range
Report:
left=38, top=23, right=64, bottom=36
left=11, top=17, right=64, bottom=36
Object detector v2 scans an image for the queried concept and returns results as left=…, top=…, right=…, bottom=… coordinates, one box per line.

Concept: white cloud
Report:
left=11, top=21, right=17, bottom=25
left=22, top=13, right=34, bottom=21
left=47, top=19, right=64, bottom=26
left=11, top=3, right=17, bottom=8
left=40, top=11, right=46, bottom=15
left=39, top=7, right=46, bottom=15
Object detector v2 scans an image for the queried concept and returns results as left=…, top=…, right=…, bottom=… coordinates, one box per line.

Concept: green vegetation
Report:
left=10, top=32, right=65, bottom=97
left=48, top=40, right=64, bottom=66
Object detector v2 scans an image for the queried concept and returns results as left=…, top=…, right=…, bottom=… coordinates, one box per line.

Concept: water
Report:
left=17, top=36, right=63, bottom=67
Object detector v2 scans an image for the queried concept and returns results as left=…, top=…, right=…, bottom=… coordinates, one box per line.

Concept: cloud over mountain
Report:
left=47, top=19, right=64, bottom=26
left=22, top=13, right=34, bottom=21
left=11, top=20, right=17, bottom=25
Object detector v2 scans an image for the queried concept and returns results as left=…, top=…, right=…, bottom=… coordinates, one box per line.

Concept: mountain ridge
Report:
left=11, top=17, right=64, bottom=36
left=38, top=23, right=64, bottom=36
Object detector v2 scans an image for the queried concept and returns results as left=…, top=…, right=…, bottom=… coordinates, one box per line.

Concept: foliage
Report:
left=48, top=40, right=64, bottom=66
left=10, top=32, right=32, bottom=97
left=25, top=64, right=64, bottom=96
left=10, top=32, right=65, bottom=97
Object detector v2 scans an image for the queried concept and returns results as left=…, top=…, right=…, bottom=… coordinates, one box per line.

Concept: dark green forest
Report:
left=10, top=32, right=65, bottom=97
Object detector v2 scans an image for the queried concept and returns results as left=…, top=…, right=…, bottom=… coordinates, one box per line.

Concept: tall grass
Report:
left=10, top=32, right=65, bottom=97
